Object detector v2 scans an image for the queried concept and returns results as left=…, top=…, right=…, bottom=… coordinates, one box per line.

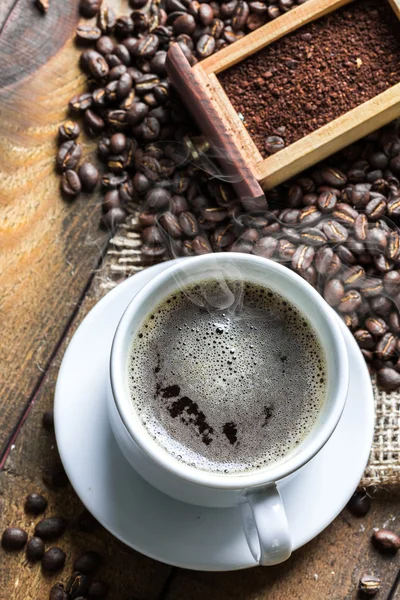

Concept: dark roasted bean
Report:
left=26, top=537, right=45, bottom=561
left=365, top=316, right=388, bottom=336
left=76, top=25, right=102, bottom=41
left=142, top=226, right=164, bottom=245
left=179, top=212, right=199, bottom=237
left=80, top=0, right=102, bottom=18
left=353, top=213, right=368, bottom=241
left=159, top=212, right=183, bottom=238
left=359, top=574, right=381, bottom=596
left=300, top=227, right=327, bottom=246
left=378, top=367, right=400, bottom=390
left=323, top=279, right=344, bottom=307
left=101, top=207, right=127, bottom=229
left=365, top=197, right=386, bottom=220
left=88, top=51, right=109, bottom=79
left=384, top=271, right=400, bottom=295
left=61, top=169, right=82, bottom=197
left=291, top=244, right=315, bottom=271
left=370, top=295, right=392, bottom=318
left=323, top=220, right=348, bottom=243
left=192, top=235, right=212, bottom=254
left=2, top=527, right=28, bottom=551
left=67, top=572, right=90, bottom=599
left=341, top=265, right=365, bottom=288
left=376, top=332, right=397, bottom=360
left=253, top=237, right=277, bottom=258
left=35, top=517, right=66, bottom=540
left=372, top=529, right=400, bottom=551
left=389, top=311, right=400, bottom=334
left=96, top=35, right=114, bottom=55
left=347, top=492, right=371, bottom=517
left=387, top=196, right=400, bottom=218
left=232, top=1, right=249, bottom=30
left=374, top=255, right=392, bottom=273
left=332, top=203, right=357, bottom=226
left=197, top=34, right=216, bottom=58
left=337, top=290, right=362, bottom=313
left=317, top=190, right=337, bottom=213
left=360, top=277, right=383, bottom=297
left=59, top=120, right=80, bottom=141
left=42, top=547, right=66, bottom=572
left=277, top=239, right=296, bottom=261
left=98, top=6, right=116, bottom=33
left=298, top=206, right=321, bottom=226
left=25, top=492, right=48, bottom=515
left=354, top=329, right=374, bottom=349
left=145, top=186, right=171, bottom=210
left=56, top=141, right=82, bottom=171
left=387, top=232, right=400, bottom=260
left=102, top=190, right=121, bottom=212
left=320, top=167, right=347, bottom=187
left=315, top=247, right=333, bottom=274
left=366, top=228, right=387, bottom=255
left=85, top=109, right=105, bottom=133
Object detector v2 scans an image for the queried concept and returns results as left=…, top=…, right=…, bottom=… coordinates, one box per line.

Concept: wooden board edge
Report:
left=388, top=0, right=400, bottom=19
left=166, top=43, right=265, bottom=202
left=200, top=0, right=355, bottom=75
left=255, top=83, right=400, bottom=189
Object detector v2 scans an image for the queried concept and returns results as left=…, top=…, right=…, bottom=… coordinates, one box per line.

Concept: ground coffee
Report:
left=219, top=0, right=400, bottom=156
left=128, top=279, right=327, bottom=475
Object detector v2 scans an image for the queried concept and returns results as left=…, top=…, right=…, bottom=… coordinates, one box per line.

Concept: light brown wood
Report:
left=165, top=491, right=400, bottom=600
left=255, top=82, right=400, bottom=189
left=388, top=0, right=400, bottom=20
left=0, top=280, right=172, bottom=600
left=200, top=0, right=355, bottom=75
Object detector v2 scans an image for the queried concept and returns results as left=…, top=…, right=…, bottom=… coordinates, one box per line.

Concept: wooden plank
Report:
left=200, top=0, right=354, bottom=75
left=255, top=82, right=400, bottom=190
left=0, top=5, right=113, bottom=456
left=388, top=0, right=400, bottom=20
left=166, top=44, right=265, bottom=202
left=166, top=491, right=400, bottom=600
left=0, top=281, right=172, bottom=600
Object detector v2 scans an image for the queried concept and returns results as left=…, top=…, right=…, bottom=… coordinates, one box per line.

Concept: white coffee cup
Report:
left=108, top=253, right=349, bottom=566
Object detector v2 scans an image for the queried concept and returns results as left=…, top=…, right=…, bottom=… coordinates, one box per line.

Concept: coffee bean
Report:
left=232, top=1, right=249, bottom=30
left=389, top=311, right=400, bottom=334
left=159, top=212, right=183, bottom=238
left=43, top=463, right=69, bottom=488
left=253, top=236, right=277, bottom=258
left=190, top=235, right=211, bottom=255
left=145, top=187, right=171, bottom=210
left=317, top=190, right=337, bottom=213
left=291, top=244, right=315, bottom=271
left=56, top=141, right=82, bottom=171
left=372, top=529, right=400, bottom=551
left=179, top=212, right=199, bottom=237
left=358, top=574, right=380, bottom=597
left=73, top=551, right=102, bottom=575
left=300, top=227, right=327, bottom=246
left=383, top=271, right=400, bottom=296
left=102, top=190, right=121, bottom=212
left=332, top=203, right=357, bottom=225
left=387, top=232, right=400, bottom=260
left=365, top=197, right=386, bottom=220
left=323, top=279, right=344, bottom=307
left=354, top=329, right=374, bottom=349
left=370, top=295, right=392, bottom=318
left=76, top=25, right=102, bottom=41
left=25, top=492, right=48, bottom=515
left=337, top=290, right=362, bottom=313
left=42, top=547, right=66, bottom=572
left=298, top=206, right=321, bottom=226
left=59, top=120, right=80, bottom=142
left=88, top=580, right=109, bottom=598
left=61, top=170, right=82, bottom=197
left=366, top=228, right=387, bottom=255
left=67, top=572, right=90, bottom=599
left=49, top=583, right=68, bottom=600
left=264, top=135, right=284, bottom=154
left=347, top=492, right=371, bottom=517
left=26, top=537, right=45, bottom=561
left=378, top=367, right=400, bottom=390
left=2, top=527, right=28, bottom=551
left=88, top=51, right=109, bottom=79
left=388, top=197, right=400, bottom=218
left=323, top=220, right=348, bottom=243
left=365, top=316, right=388, bottom=337
left=96, top=35, right=114, bottom=55
left=197, top=34, right=216, bottom=58
left=35, top=517, right=66, bottom=541
left=354, top=214, right=368, bottom=241
left=101, top=207, right=127, bottom=229
left=78, top=162, right=99, bottom=192
left=79, top=0, right=101, bottom=17
left=376, top=332, right=397, bottom=360
left=320, top=167, right=347, bottom=187
left=360, top=278, right=383, bottom=298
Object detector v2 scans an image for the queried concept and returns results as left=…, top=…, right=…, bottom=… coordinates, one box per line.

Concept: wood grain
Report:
left=255, top=82, right=400, bottom=189
left=0, top=281, right=172, bottom=600
left=166, top=492, right=400, bottom=600
left=389, top=0, right=400, bottom=20
left=0, top=5, right=111, bottom=456
left=200, top=0, right=355, bottom=75
left=166, top=44, right=265, bottom=203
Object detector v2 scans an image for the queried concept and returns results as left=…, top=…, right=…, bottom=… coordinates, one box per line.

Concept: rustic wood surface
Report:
left=1, top=0, right=400, bottom=598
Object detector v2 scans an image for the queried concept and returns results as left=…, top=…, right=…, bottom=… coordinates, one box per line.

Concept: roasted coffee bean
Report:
left=116, top=72, right=133, bottom=98
left=347, top=492, right=371, bottom=517
left=159, top=212, right=183, bottom=238
left=88, top=51, right=109, bottom=79
left=35, top=517, right=66, bottom=540
left=341, top=265, right=365, bottom=288
left=323, top=279, right=344, bottom=307
left=354, top=329, right=374, bottom=349
left=142, top=226, right=164, bottom=245
left=332, top=203, right=357, bottom=225
left=372, top=529, right=400, bottom=551
left=85, top=109, right=105, bottom=133
left=49, top=583, right=68, bottom=600
left=69, top=92, right=94, bottom=113
left=314, top=247, right=333, bottom=274
left=354, top=214, right=368, bottom=241
left=373, top=254, right=392, bottom=272
left=115, top=15, right=134, bottom=37
left=388, top=196, right=400, bottom=218
left=197, top=34, right=216, bottom=58
left=42, top=547, right=66, bottom=572
left=378, top=367, right=400, bottom=390
left=101, top=172, right=128, bottom=189
left=298, top=206, right=321, bottom=226
left=25, top=492, right=48, bottom=515
left=88, top=580, right=109, bottom=598
left=376, top=332, right=397, bottom=360
left=132, top=173, right=150, bottom=194
left=80, top=0, right=102, bottom=17
left=138, top=117, right=160, bottom=141
left=109, top=64, right=128, bottom=82
left=98, top=6, right=116, bottom=33
left=343, top=312, right=359, bottom=330
left=365, top=316, right=388, bottom=337
left=277, top=239, right=295, bottom=261
left=360, top=278, right=383, bottom=298
left=317, top=190, right=337, bottom=213
left=389, top=311, right=400, bottom=334
left=61, top=170, right=82, bottom=197
left=232, top=0, right=249, bottom=30
left=384, top=271, right=400, bottom=295
left=365, top=197, right=386, bottom=220
left=136, top=34, right=159, bottom=58
left=253, top=236, right=277, bottom=258
left=370, top=295, right=392, bottom=318
left=179, top=212, right=199, bottom=237
left=56, top=141, right=82, bottom=171
left=67, top=572, right=90, bottom=599
left=387, top=232, right=400, bottom=260
left=366, top=228, right=387, bottom=255
left=127, top=102, right=149, bottom=126
left=337, top=290, right=362, bottom=313
left=59, top=120, right=80, bottom=141
left=106, top=109, right=127, bottom=127
left=102, top=190, right=121, bottom=212
left=359, top=574, right=381, bottom=596
left=26, top=537, right=45, bottom=561
left=145, top=187, right=171, bottom=210
left=291, top=244, right=315, bottom=271
left=78, top=162, right=99, bottom=192
left=300, top=227, right=327, bottom=246
left=96, top=35, right=114, bottom=55
left=101, top=207, right=127, bottom=229
left=264, top=135, right=284, bottom=154
left=323, top=220, right=348, bottom=243
left=2, top=527, right=28, bottom=550
left=43, top=463, right=69, bottom=488
left=109, top=133, right=127, bottom=154
left=320, top=167, right=347, bottom=187
left=76, top=25, right=102, bottom=41
left=139, top=155, right=162, bottom=180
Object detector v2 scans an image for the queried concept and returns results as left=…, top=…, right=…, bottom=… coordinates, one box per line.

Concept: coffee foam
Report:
left=128, top=280, right=327, bottom=475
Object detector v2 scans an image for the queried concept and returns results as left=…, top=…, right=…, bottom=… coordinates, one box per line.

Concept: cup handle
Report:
left=241, top=484, right=292, bottom=566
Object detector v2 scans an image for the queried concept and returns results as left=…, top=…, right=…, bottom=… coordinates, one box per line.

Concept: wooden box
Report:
left=166, top=0, right=400, bottom=202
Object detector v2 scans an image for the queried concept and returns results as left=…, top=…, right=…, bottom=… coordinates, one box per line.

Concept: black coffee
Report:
left=128, top=279, right=327, bottom=475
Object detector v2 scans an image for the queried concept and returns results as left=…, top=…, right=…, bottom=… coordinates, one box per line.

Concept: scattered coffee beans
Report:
left=35, top=517, right=66, bottom=540
left=42, top=547, right=67, bottom=572
left=1, top=527, right=27, bottom=551
left=372, top=529, right=400, bottom=552
left=347, top=492, right=371, bottom=517
left=25, top=492, right=48, bottom=515
left=359, top=574, right=381, bottom=596
left=220, top=0, right=400, bottom=156
left=26, top=537, right=45, bottom=561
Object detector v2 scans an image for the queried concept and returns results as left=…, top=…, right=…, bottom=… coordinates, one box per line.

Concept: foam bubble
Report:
left=128, top=280, right=327, bottom=475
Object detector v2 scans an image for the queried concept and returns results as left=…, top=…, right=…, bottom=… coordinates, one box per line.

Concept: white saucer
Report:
left=55, top=260, right=375, bottom=571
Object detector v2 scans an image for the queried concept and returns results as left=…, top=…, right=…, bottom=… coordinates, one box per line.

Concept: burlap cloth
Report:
left=95, top=204, right=400, bottom=488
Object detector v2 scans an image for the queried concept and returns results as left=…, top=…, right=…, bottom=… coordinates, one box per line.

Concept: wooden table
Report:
left=1, top=1, right=400, bottom=599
